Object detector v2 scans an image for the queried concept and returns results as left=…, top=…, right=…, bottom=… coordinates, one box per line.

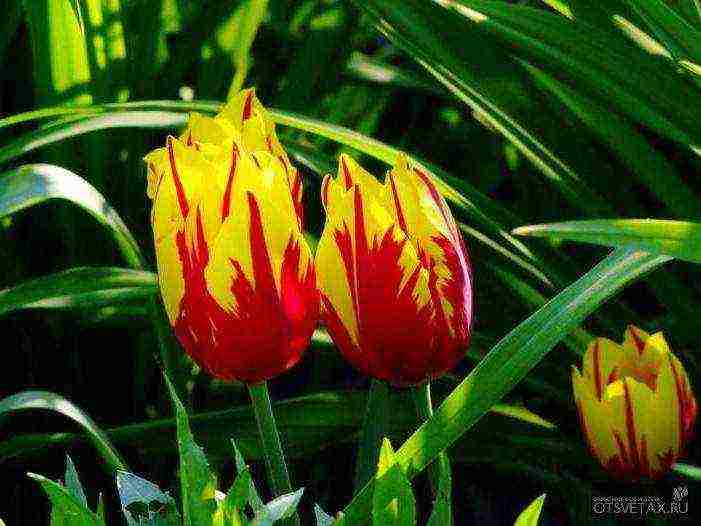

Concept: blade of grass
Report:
left=219, top=0, right=269, bottom=98
left=514, top=219, right=701, bottom=263
left=521, top=61, right=701, bottom=218
left=0, top=104, right=552, bottom=287
left=0, top=267, right=155, bottom=316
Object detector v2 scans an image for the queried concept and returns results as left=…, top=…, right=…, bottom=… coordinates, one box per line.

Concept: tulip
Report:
left=145, top=89, right=318, bottom=384
left=315, top=154, right=473, bottom=385
left=572, top=326, right=697, bottom=480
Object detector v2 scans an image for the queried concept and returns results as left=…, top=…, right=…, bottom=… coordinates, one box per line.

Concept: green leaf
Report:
left=336, top=248, right=669, bottom=525
left=443, top=0, right=701, bottom=148
left=232, top=439, right=264, bottom=512
left=252, top=488, right=305, bottom=525
left=425, top=447, right=452, bottom=526
left=0, top=113, right=186, bottom=167
left=23, top=0, right=92, bottom=105
left=314, top=505, right=335, bottom=526
left=0, top=0, right=21, bottom=61
left=0, top=103, right=554, bottom=289
left=64, top=456, right=88, bottom=508
left=0, top=390, right=126, bottom=473
left=521, top=62, right=701, bottom=218
left=673, top=463, right=701, bottom=480
left=372, top=439, right=415, bottom=526
left=67, top=0, right=85, bottom=35
left=624, top=0, right=701, bottom=61
left=514, top=219, right=701, bottom=263
left=28, top=472, right=98, bottom=526
left=220, top=0, right=269, bottom=97
left=352, top=0, right=611, bottom=216
left=116, top=471, right=180, bottom=526
left=0, top=165, right=144, bottom=268
left=164, top=374, right=218, bottom=526
left=514, top=494, right=546, bottom=526
left=221, top=467, right=252, bottom=518
left=0, top=267, right=156, bottom=317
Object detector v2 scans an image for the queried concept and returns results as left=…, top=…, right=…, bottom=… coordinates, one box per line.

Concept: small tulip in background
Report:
left=315, top=154, right=473, bottom=386
left=573, top=326, right=697, bottom=480
left=145, top=89, right=317, bottom=383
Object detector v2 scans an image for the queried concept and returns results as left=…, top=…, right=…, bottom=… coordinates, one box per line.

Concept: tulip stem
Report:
left=248, top=381, right=300, bottom=526
left=354, top=379, right=391, bottom=493
left=414, top=381, right=453, bottom=523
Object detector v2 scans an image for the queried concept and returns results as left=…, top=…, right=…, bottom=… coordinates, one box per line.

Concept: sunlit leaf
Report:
left=514, top=494, right=546, bottom=526
left=514, top=219, right=701, bottom=263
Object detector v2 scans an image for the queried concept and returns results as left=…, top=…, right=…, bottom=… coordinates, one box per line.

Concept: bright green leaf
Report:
left=514, top=219, right=701, bottom=263
left=164, top=374, right=218, bottom=526
left=372, top=439, right=415, bottom=526
left=514, top=494, right=546, bottom=526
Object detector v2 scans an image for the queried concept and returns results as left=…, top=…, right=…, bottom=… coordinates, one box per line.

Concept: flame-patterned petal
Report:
left=145, top=89, right=318, bottom=383
left=316, top=154, right=472, bottom=385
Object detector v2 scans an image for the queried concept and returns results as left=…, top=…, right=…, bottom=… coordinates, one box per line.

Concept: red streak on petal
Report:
left=593, top=340, right=603, bottom=400
left=321, top=174, right=331, bottom=209
left=613, top=430, right=630, bottom=469
left=640, top=435, right=651, bottom=478
left=388, top=174, right=408, bottom=235
left=324, top=190, right=470, bottom=385
left=170, top=194, right=318, bottom=383
left=221, top=143, right=239, bottom=221
left=341, top=157, right=353, bottom=190
left=167, top=136, right=190, bottom=218
left=290, top=170, right=304, bottom=229
left=242, top=91, right=254, bottom=121
left=669, top=356, right=697, bottom=450
left=623, top=380, right=642, bottom=476
left=247, top=192, right=277, bottom=296
left=333, top=222, right=359, bottom=330
left=186, top=131, right=193, bottom=147
left=629, top=325, right=645, bottom=355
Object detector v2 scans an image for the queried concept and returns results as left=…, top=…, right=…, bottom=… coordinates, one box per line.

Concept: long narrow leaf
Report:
left=514, top=219, right=701, bottom=263
left=0, top=164, right=144, bottom=268
left=0, top=267, right=155, bottom=317
left=0, top=390, right=126, bottom=473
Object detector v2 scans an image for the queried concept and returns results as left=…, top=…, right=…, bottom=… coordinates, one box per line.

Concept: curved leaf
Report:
left=514, top=219, right=701, bottom=263
left=0, top=267, right=156, bottom=317
left=0, top=390, right=126, bottom=473
left=0, top=164, right=144, bottom=268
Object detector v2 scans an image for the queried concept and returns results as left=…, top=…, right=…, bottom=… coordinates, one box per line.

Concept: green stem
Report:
left=413, top=382, right=453, bottom=522
left=354, top=379, right=391, bottom=493
left=248, top=381, right=299, bottom=526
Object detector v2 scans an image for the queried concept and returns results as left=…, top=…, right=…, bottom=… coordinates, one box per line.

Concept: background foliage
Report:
left=0, top=0, right=699, bottom=524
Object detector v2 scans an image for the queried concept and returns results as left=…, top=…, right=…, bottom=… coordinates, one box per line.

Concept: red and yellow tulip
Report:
left=315, top=155, right=473, bottom=385
left=573, top=326, right=697, bottom=479
left=145, top=89, right=318, bottom=383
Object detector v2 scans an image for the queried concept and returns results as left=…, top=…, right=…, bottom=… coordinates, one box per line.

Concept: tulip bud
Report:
left=145, top=89, right=318, bottom=383
left=573, top=326, right=697, bottom=480
left=315, top=154, right=473, bottom=385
